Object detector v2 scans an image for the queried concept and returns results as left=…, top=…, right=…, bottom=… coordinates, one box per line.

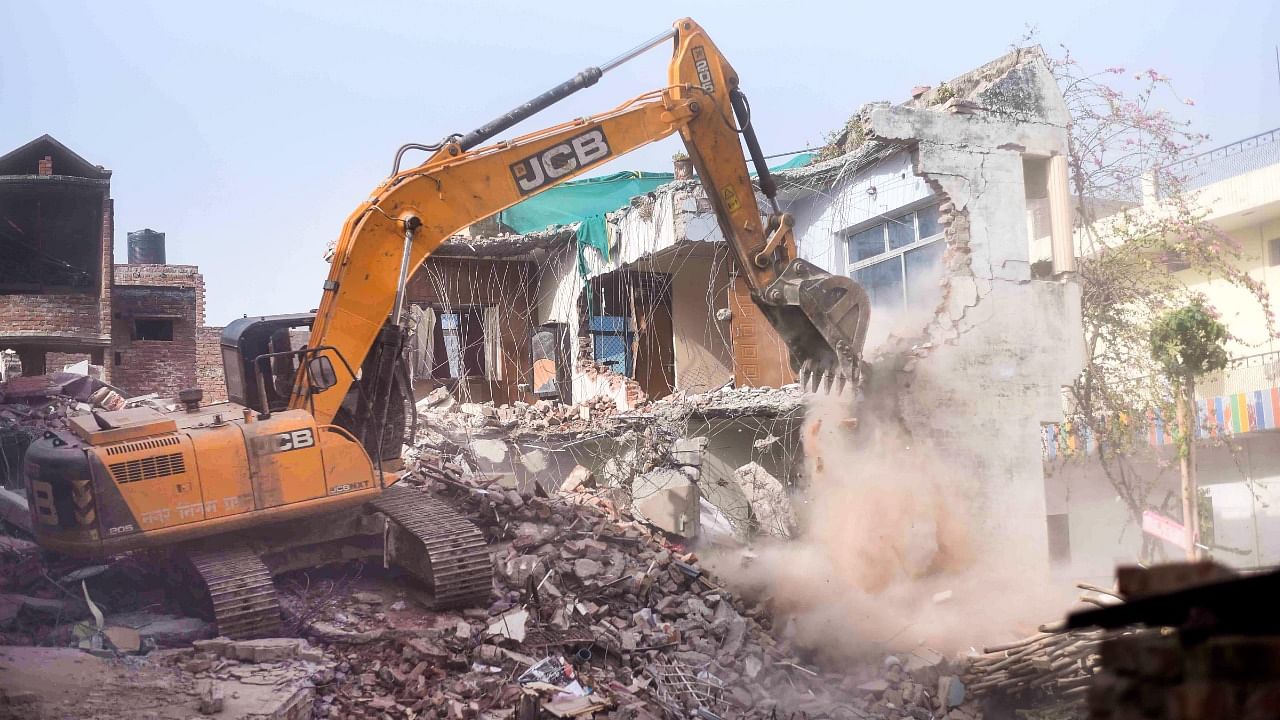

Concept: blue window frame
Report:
left=590, top=315, right=632, bottom=376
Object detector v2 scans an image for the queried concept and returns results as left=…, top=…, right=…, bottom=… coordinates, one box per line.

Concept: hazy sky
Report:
left=4, top=1, right=1278, bottom=325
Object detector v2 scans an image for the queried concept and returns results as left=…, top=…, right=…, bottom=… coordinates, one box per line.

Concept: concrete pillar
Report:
left=1047, top=154, right=1076, bottom=274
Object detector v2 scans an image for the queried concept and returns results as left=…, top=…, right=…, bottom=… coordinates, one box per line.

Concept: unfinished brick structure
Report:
left=0, top=134, right=225, bottom=399
left=0, top=135, right=114, bottom=375
left=110, top=240, right=206, bottom=398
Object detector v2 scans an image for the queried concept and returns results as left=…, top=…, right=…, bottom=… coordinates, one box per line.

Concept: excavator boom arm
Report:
left=294, top=18, right=868, bottom=428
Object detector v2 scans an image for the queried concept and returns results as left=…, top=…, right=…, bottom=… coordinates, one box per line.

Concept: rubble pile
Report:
left=648, top=384, right=805, bottom=421
left=416, top=390, right=632, bottom=440
left=300, top=476, right=985, bottom=719
left=413, top=382, right=804, bottom=445
left=0, top=375, right=114, bottom=480
left=0, top=542, right=210, bottom=650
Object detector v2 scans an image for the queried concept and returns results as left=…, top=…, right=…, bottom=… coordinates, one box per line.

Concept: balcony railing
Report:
left=1164, top=127, right=1280, bottom=192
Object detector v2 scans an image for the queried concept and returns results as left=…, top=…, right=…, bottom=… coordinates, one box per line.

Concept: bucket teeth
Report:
left=835, top=372, right=847, bottom=396
left=822, top=369, right=834, bottom=394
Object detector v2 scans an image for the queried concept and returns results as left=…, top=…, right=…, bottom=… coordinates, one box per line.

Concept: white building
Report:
left=1046, top=128, right=1280, bottom=577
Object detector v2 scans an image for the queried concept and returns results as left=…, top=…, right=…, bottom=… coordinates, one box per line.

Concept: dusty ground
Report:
left=0, top=645, right=198, bottom=719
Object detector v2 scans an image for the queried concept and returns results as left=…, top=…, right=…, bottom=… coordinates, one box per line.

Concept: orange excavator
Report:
left=21, top=18, right=868, bottom=637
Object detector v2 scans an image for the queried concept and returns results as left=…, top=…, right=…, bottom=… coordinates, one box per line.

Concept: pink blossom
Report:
left=1106, top=66, right=1126, bottom=74
left=1183, top=98, right=1196, bottom=106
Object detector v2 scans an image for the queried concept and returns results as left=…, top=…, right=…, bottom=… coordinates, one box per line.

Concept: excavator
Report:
left=21, top=18, right=869, bottom=638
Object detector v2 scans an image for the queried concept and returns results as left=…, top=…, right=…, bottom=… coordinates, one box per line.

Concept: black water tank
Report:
left=127, top=228, right=166, bottom=264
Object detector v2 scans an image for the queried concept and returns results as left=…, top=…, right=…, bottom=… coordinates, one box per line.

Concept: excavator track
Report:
left=187, top=546, right=283, bottom=639
left=368, top=485, right=493, bottom=608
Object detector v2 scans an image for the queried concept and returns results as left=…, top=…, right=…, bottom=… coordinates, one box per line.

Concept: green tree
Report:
left=1150, top=298, right=1228, bottom=559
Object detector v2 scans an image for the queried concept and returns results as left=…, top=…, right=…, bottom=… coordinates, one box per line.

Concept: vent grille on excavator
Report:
left=109, top=453, right=186, bottom=484
left=105, top=435, right=181, bottom=456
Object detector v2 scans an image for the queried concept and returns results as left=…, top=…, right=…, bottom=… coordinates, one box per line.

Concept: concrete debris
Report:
left=0, top=643, right=319, bottom=719
left=0, top=373, right=1002, bottom=719
left=560, top=465, right=594, bottom=494
left=198, top=680, right=224, bottom=714
left=104, top=612, right=214, bottom=647
left=102, top=625, right=142, bottom=653
left=669, top=436, right=707, bottom=466
left=280, top=470, right=987, bottom=720
left=410, top=383, right=802, bottom=451
left=733, top=462, right=795, bottom=538
left=487, top=608, right=529, bottom=642
left=632, top=468, right=698, bottom=538
left=0, top=447, right=995, bottom=719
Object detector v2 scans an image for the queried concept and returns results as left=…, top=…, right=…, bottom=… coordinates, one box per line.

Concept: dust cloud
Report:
left=705, top=391, right=1070, bottom=662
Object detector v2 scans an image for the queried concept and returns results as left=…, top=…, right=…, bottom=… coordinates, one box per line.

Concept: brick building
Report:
left=111, top=243, right=207, bottom=399
left=0, top=134, right=114, bottom=374
left=0, top=136, right=226, bottom=401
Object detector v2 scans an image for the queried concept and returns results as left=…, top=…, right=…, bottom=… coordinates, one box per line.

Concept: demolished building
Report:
left=404, top=47, right=1084, bottom=570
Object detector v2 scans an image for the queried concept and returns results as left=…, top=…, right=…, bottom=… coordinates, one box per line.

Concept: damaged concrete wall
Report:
left=778, top=47, right=1080, bottom=568
left=849, top=48, right=1082, bottom=570
left=406, top=257, right=536, bottom=405
left=669, top=252, right=735, bottom=394
left=533, top=187, right=734, bottom=404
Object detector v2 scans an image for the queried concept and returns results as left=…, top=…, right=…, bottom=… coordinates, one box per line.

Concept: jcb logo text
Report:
left=691, top=46, right=715, bottom=94
left=510, top=128, right=612, bottom=195
left=276, top=429, right=315, bottom=452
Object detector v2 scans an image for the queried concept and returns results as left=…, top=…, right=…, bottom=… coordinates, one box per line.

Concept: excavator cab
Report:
left=221, top=313, right=320, bottom=414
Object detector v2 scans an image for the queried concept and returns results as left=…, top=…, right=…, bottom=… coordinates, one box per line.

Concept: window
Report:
left=846, top=203, right=944, bottom=309
left=590, top=316, right=633, bottom=376
left=432, top=308, right=486, bottom=379
left=134, top=318, right=174, bottom=341
left=1269, top=238, right=1280, bottom=267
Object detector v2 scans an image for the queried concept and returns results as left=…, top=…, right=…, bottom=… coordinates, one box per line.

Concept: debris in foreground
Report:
left=292, top=469, right=988, bottom=719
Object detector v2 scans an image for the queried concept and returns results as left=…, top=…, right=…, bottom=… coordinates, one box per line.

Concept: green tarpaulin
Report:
left=763, top=152, right=813, bottom=172
left=498, top=171, right=673, bottom=268
left=496, top=153, right=813, bottom=274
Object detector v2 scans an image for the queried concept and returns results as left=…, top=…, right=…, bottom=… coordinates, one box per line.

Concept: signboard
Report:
left=1142, top=510, right=1189, bottom=550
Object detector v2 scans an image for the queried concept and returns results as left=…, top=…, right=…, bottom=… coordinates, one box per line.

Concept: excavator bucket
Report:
left=758, top=258, right=870, bottom=395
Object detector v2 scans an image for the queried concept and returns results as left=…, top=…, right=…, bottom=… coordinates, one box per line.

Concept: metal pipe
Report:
left=599, top=28, right=676, bottom=73
left=457, top=27, right=676, bottom=152
left=730, top=89, right=778, bottom=203
left=390, top=217, right=420, bottom=326
left=458, top=69, right=602, bottom=151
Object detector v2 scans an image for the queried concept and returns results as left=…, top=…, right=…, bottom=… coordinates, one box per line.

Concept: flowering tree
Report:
left=1051, top=51, right=1273, bottom=562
